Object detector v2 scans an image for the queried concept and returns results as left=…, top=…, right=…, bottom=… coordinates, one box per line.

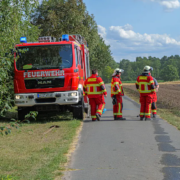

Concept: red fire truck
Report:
left=14, top=34, right=90, bottom=120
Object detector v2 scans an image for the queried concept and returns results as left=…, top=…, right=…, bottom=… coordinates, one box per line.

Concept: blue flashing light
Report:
left=62, top=34, right=69, bottom=41
left=20, top=37, right=27, bottom=43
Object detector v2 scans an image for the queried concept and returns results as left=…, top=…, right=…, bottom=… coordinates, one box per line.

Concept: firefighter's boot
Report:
left=145, top=117, right=151, bottom=121
left=96, top=113, right=101, bottom=121
left=153, top=114, right=156, bottom=119
left=116, top=117, right=126, bottom=120
left=140, top=117, right=144, bottom=121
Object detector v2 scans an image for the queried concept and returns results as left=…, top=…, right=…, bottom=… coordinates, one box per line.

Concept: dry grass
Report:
left=158, top=81, right=180, bottom=84
left=0, top=112, right=81, bottom=180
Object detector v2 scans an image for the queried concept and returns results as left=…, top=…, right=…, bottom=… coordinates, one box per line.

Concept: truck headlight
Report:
left=15, top=95, right=24, bottom=99
left=68, top=92, right=77, bottom=97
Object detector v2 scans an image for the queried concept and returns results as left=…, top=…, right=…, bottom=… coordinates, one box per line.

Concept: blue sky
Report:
left=83, top=0, right=180, bottom=62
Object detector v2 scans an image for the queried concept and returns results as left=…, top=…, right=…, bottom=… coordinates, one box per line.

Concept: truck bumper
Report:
left=14, top=91, right=80, bottom=107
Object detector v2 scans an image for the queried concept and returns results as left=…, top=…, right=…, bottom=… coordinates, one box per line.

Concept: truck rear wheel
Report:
left=73, top=98, right=84, bottom=120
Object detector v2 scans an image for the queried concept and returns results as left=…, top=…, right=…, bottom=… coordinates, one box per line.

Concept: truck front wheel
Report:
left=73, top=98, right=84, bottom=120
left=18, top=107, right=30, bottom=121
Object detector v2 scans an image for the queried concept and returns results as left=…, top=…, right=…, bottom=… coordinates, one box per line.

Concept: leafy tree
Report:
left=109, top=59, right=119, bottom=70
left=161, top=56, right=168, bottom=68
left=91, top=36, right=113, bottom=71
left=102, top=66, right=114, bottom=83
left=0, top=0, right=40, bottom=116
left=160, top=65, right=179, bottom=81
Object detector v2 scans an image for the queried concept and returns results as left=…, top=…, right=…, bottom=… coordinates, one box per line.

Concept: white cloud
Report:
left=142, top=0, right=180, bottom=9
left=160, top=0, right=180, bottom=8
left=109, top=25, right=180, bottom=46
left=98, top=24, right=180, bottom=61
left=98, top=25, right=107, bottom=39
left=121, top=24, right=133, bottom=31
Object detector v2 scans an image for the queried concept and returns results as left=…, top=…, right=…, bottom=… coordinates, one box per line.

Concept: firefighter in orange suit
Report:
left=83, top=69, right=107, bottom=121
left=136, top=66, right=155, bottom=121
left=149, top=72, right=159, bottom=119
left=151, top=77, right=159, bottom=118
left=111, top=68, right=126, bottom=120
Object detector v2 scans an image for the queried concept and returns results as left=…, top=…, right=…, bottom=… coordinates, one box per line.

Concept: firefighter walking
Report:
left=136, top=66, right=155, bottom=121
left=84, top=69, right=107, bottom=121
left=111, top=68, right=126, bottom=120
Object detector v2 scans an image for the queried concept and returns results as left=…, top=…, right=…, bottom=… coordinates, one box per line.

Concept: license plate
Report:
left=37, top=93, right=53, bottom=98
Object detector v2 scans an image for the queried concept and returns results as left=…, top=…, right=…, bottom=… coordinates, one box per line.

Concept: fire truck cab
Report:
left=14, top=34, right=90, bottom=120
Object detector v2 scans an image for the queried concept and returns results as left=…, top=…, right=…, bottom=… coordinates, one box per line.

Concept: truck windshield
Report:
left=16, top=45, right=72, bottom=70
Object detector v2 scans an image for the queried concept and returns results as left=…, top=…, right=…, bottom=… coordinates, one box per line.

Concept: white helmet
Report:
left=143, top=66, right=153, bottom=72
left=115, top=68, right=124, bottom=73
left=112, top=68, right=124, bottom=76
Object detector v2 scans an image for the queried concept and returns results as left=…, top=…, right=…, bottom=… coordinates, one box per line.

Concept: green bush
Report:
left=1, top=175, right=14, bottom=180
left=0, top=0, right=40, bottom=116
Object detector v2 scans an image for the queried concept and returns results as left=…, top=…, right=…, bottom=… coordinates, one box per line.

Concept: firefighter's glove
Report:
left=112, top=95, right=117, bottom=105
left=100, top=85, right=105, bottom=90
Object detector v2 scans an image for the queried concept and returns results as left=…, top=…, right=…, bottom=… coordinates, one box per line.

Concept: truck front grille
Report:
left=25, top=77, right=64, bottom=89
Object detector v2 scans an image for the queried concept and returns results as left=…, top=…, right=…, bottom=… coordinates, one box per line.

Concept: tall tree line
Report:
left=119, top=56, right=180, bottom=81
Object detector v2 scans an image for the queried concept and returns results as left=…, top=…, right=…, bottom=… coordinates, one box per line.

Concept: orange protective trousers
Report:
left=151, top=93, right=157, bottom=115
left=113, top=95, right=123, bottom=118
left=89, top=96, right=104, bottom=121
left=140, top=95, right=152, bottom=118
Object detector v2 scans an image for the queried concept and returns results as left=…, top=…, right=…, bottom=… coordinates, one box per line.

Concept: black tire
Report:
left=18, top=107, right=30, bottom=121
left=68, top=106, right=73, bottom=113
left=73, top=98, right=84, bottom=120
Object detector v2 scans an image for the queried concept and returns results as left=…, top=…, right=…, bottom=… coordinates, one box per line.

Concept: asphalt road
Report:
left=63, top=87, right=180, bottom=180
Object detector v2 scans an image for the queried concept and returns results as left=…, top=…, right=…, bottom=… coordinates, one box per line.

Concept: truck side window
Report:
left=86, top=53, right=90, bottom=77
left=79, top=50, right=83, bottom=69
left=74, top=47, right=78, bottom=67
left=77, top=50, right=80, bottom=65
left=85, top=53, right=90, bottom=77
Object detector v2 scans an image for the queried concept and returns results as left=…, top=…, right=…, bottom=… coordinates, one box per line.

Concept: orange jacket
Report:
left=111, top=75, right=124, bottom=97
left=136, top=73, right=155, bottom=96
left=83, top=74, right=107, bottom=98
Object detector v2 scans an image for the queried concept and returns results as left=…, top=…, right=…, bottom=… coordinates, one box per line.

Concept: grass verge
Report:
left=0, top=111, right=82, bottom=180
left=124, top=87, right=180, bottom=130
